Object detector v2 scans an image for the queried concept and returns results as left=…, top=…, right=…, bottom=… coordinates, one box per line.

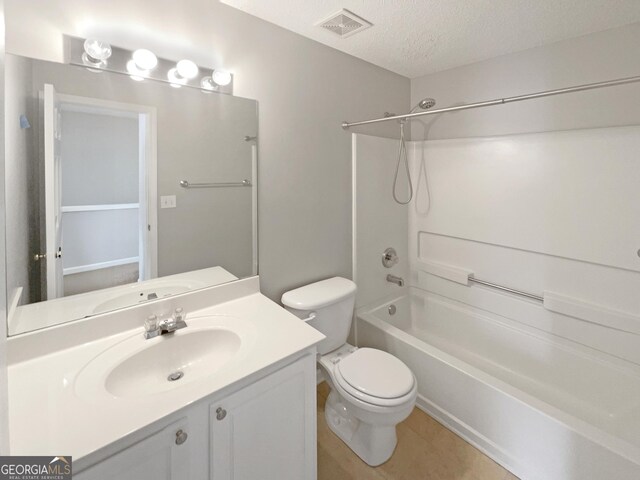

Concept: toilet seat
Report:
left=332, top=348, right=415, bottom=407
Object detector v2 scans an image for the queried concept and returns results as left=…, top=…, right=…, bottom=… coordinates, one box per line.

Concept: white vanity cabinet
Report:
left=74, top=353, right=317, bottom=480
left=73, top=418, right=193, bottom=480
left=210, top=352, right=317, bottom=480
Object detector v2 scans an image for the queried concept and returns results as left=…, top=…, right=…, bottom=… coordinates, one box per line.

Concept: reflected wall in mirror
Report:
left=5, top=53, right=258, bottom=335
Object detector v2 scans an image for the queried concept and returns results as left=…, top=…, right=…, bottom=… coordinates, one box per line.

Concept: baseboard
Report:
left=415, top=394, right=527, bottom=479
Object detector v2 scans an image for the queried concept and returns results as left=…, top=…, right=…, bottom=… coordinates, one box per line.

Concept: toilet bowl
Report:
left=319, top=344, right=417, bottom=466
left=281, top=277, right=417, bottom=466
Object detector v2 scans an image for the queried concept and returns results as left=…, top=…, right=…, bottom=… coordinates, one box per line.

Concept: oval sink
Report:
left=74, top=315, right=255, bottom=402
left=105, top=329, right=241, bottom=398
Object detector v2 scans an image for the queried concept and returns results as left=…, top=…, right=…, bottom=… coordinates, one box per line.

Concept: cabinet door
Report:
left=211, top=355, right=317, bottom=480
left=75, top=418, right=191, bottom=480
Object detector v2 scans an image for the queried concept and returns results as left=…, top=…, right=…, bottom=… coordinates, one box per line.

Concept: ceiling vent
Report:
left=316, top=9, right=372, bottom=38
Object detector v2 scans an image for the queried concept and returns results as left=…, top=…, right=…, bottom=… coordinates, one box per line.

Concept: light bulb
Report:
left=167, top=67, right=187, bottom=86
left=176, top=59, right=199, bottom=79
left=83, top=39, right=112, bottom=61
left=212, top=70, right=232, bottom=86
left=132, top=49, right=158, bottom=70
left=200, top=77, right=218, bottom=91
left=127, top=59, right=148, bottom=81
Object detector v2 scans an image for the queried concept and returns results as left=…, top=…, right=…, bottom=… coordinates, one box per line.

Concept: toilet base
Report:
left=324, top=390, right=398, bottom=466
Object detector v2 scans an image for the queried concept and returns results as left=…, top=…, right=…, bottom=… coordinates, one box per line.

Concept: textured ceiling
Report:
left=220, top=0, right=640, bottom=78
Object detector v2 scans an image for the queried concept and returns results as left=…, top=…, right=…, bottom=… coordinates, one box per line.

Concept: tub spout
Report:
left=386, top=274, right=404, bottom=287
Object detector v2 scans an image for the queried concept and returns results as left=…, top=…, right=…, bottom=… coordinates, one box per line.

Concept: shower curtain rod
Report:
left=341, top=74, right=640, bottom=129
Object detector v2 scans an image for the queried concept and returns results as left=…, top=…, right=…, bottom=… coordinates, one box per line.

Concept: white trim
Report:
left=61, top=203, right=139, bottom=213
left=142, top=110, right=158, bottom=280
left=351, top=133, right=358, bottom=283
left=251, top=143, right=258, bottom=276
left=7, top=287, right=23, bottom=333
left=63, top=257, right=140, bottom=276
left=57, top=93, right=151, bottom=116
left=43, top=84, right=63, bottom=300
left=351, top=133, right=359, bottom=342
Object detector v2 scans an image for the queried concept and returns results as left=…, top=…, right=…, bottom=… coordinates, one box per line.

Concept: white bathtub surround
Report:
left=352, top=134, right=409, bottom=309
left=407, top=126, right=640, bottom=364
left=351, top=125, right=640, bottom=478
left=357, top=289, right=640, bottom=479
left=7, top=276, right=324, bottom=475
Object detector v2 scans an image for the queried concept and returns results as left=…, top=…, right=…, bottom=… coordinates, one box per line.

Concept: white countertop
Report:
left=8, top=282, right=323, bottom=462
left=9, top=266, right=239, bottom=335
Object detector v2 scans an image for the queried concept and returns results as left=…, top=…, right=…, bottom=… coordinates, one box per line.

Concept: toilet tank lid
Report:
left=281, top=277, right=357, bottom=310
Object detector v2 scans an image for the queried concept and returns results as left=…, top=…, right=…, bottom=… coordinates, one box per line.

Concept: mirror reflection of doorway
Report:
left=43, top=84, right=157, bottom=299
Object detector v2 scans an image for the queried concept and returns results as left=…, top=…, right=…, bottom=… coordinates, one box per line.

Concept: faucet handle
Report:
left=145, top=315, right=159, bottom=332
left=144, top=315, right=161, bottom=339
left=173, top=307, right=185, bottom=322
left=382, top=247, right=399, bottom=268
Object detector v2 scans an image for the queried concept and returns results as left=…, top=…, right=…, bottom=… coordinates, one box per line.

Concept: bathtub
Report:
left=356, top=287, right=640, bottom=480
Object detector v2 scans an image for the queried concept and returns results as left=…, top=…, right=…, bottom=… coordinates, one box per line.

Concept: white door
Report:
left=43, top=83, right=64, bottom=299
left=73, top=419, right=191, bottom=480
left=210, top=356, right=317, bottom=480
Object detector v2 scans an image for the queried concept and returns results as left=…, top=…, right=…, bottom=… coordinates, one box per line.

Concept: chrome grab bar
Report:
left=179, top=179, right=252, bottom=189
left=468, top=276, right=543, bottom=303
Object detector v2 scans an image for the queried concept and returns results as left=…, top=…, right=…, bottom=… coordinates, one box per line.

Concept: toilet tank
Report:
left=281, top=277, right=357, bottom=355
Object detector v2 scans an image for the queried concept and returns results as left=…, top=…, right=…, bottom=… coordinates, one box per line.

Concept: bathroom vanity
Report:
left=7, top=277, right=324, bottom=479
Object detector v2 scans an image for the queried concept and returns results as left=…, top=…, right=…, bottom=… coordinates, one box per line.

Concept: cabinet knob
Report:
left=216, top=407, right=227, bottom=421
left=175, top=429, right=188, bottom=445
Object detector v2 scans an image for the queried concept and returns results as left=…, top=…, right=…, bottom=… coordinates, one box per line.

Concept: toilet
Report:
left=282, top=277, right=417, bottom=466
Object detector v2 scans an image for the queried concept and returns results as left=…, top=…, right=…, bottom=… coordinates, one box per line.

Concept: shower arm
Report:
left=342, top=74, right=640, bottom=129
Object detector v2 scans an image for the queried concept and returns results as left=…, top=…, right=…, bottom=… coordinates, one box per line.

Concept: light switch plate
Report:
left=160, top=195, right=177, bottom=208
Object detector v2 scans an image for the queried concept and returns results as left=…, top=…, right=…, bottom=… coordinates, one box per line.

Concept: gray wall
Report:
left=61, top=111, right=139, bottom=205
left=65, top=263, right=138, bottom=296
left=0, top=0, right=8, bottom=454
left=5, top=0, right=410, bottom=301
left=410, top=22, right=640, bottom=140
left=5, top=54, right=35, bottom=304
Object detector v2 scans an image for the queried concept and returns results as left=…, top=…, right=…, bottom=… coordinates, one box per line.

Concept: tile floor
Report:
left=317, top=382, right=519, bottom=480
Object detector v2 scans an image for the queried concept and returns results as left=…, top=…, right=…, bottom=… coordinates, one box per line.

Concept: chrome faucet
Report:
left=386, top=274, right=404, bottom=287
left=144, top=307, right=187, bottom=339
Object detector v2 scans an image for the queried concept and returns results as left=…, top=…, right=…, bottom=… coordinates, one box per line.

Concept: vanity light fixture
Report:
left=67, top=36, right=234, bottom=94
left=212, top=69, right=232, bottom=86
left=132, top=48, right=158, bottom=71
left=82, top=39, right=112, bottom=67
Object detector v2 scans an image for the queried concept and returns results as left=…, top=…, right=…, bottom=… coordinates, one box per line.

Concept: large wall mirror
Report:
left=5, top=53, right=258, bottom=335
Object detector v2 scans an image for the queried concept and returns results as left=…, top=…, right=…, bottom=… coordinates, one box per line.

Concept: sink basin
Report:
left=105, top=329, right=241, bottom=397
left=75, top=315, right=255, bottom=402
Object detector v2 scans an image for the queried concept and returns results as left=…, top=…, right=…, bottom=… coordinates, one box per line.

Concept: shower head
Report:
left=419, top=98, right=436, bottom=109
left=410, top=97, right=436, bottom=113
